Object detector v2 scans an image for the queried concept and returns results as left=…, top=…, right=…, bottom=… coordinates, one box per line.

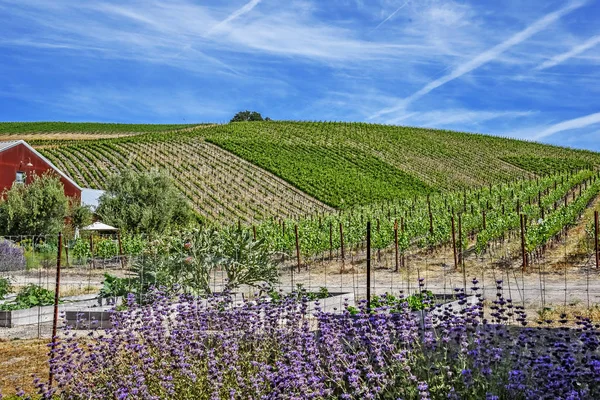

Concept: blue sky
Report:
left=1, top=0, right=599, bottom=151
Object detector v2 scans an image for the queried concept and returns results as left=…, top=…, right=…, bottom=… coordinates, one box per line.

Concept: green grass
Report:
left=0, top=122, right=202, bottom=134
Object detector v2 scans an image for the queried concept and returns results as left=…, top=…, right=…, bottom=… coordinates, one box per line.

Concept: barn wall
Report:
left=0, top=143, right=81, bottom=199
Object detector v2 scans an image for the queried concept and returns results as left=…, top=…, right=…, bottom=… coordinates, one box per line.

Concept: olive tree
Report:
left=0, top=173, right=69, bottom=236
left=96, top=169, right=193, bottom=235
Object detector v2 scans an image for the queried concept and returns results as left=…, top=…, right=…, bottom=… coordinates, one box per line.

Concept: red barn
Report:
left=0, top=140, right=82, bottom=200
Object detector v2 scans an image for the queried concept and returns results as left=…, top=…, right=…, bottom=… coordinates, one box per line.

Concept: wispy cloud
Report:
left=531, top=111, right=600, bottom=140
left=370, top=0, right=410, bottom=32
left=535, top=34, right=600, bottom=70
left=206, top=0, right=262, bottom=36
left=370, top=0, right=586, bottom=119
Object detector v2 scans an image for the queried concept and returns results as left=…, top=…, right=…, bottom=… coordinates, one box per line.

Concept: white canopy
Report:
left=81, top=222, right=119, bottom=231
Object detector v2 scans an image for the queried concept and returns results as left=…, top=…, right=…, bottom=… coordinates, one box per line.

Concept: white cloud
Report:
left=369, top=0, right=586, bottom=119
left=535, top=34, right=600, bottom=70
left=531, top=112, right=600, bottom=140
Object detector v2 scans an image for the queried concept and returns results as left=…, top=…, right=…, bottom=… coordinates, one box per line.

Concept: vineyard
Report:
left=0, top=122, right=206, bottom=142
left=204, top=121, right=600, bottom=206
left=3, top=121, right=600, bottom=399
left=39, top=137, right=332, bottom=223
left=3, top=121, right=590, bottom=224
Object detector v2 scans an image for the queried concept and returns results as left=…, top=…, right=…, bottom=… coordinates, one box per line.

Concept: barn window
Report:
left=15, top=171, right=25, bottom=184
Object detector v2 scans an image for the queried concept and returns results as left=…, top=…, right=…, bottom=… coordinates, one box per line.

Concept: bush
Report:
left=0, top=173, right=69, bottom=236
left=97, top=170, right=193, bottom=235
left=0, top=276, right=12, bottom=299
left=0, top=284, right=55, bottom=310
left=94, top=238, right=118, bottom=259
left=122, top=235, right=145, bottom=256
left=0, top=239, right=26, bottom=272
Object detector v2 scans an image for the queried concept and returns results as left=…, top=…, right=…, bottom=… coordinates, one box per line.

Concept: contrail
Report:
left=371, top=1, right=410, bottom=32
left=535, top=34, right=600, bottom=70
left=206, top=0, right=261, bottom=36
left=532, top=111, right=600, bottom=140
left=370, top=0, right=586, bottom=120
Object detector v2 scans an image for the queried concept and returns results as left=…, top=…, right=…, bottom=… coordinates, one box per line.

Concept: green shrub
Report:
left=0, top=276, right=12, bottom=299
left=71, top=238, right=91, bottom=262
left=94, top=238, right=118, bottom=259
left=0, top=284, right=55, bottom=310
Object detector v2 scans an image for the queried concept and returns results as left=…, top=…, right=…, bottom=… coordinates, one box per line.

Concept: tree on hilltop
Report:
left=230, top=111, right=269, bottom=122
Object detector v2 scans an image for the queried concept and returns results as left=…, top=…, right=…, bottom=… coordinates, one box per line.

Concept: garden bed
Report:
left=0, top=294, right=104, bottom=327
left=66, top=291, right=356, bottom=330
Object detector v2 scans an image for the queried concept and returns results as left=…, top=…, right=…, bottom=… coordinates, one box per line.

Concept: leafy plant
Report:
left=99, top=273, right=134, bottom=299
left=71, top=238, right=91, bottom=262
left=0, top=276, right=12, bottom=299
left=368, top=290, right=434, bottom=313
left=0, top=284, right=55, bottom=311
left=94, top=238, right=118, bottom=259
left=268, top=285, right=330, bottom=304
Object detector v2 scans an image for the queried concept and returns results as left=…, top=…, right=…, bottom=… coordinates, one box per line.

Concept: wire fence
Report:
left=1, top=222, right=600, bottom=394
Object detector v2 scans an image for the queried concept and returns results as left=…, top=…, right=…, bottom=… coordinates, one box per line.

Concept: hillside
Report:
left=38, top=136, right=332, bottom=223
left=203, top=121, right=600, bottom=207
left=2, top=121, right=599, bottom=223
left=0, top=122, right=204, bottom=141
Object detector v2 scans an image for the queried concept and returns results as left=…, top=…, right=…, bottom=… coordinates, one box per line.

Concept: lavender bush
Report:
left=22, top=280, right=600, bottom=399
left=0, top=239, right=26, bottom=272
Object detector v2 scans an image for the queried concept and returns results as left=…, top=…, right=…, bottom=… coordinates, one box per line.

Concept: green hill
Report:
left=203, top=121, right=600, bottom=207
left=2, top=120, right=598, bottom=222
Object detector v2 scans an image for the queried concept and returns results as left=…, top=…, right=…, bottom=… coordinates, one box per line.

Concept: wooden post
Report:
left=89, top=235, right=95, bottom=269
left=366, top=221, right=371, bottom=312
left=401, top=217, right=405, bottom=269
left=451, top=215, right=458, bottom=270
left=427, top=194, right=433, bottom=236
left=394, top=220, right=399, bottom=272
left=339, top=222, right=345, bottom=273
left=64, top=240, right=69, bottom=268
left=252, top=225, right=257, bottom=240
left=520, top=214, right=527, bottom=272
left=329, top=221, right=333, bottom=261
left=482, top=210, right=486, bottom=230
left=117, top=231, right=125, bottom=269
left=294, top=224, right=301, bottom=273
left=49, top=232, right=63, bottom=389
left=595, top=211, right=599, bottom=270
left=457, top=214, right=462, bottom=265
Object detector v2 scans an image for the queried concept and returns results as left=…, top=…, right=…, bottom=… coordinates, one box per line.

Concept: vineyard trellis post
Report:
left=366, top=221, right=371, bottom=312
left=457, top=213, right=462, bottom=265
left=520, top=214, right=527, bottom=272
left=49, top=232, right=63, bottom=390
left=117, top=231, right=125, bottom=269
left=89, top=235, right=95, bottom=269
left=294, top=224, right=301, bottom=273
left=329, top=221, right=333, bottom=261
left=595, top=210, right=599, bottom=270
left=339, top=222, right=345, bottom=273
left=394, top=219, right=399, bottom=272
left=451, top=215, right=458, bottom=271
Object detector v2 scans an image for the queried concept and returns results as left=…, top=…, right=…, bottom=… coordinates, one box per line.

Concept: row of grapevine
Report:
left=39, top=137, right=332, bottom=224
left=248, top=169, right=599, bottom=263
left=202, top=121, right=600, bottom=206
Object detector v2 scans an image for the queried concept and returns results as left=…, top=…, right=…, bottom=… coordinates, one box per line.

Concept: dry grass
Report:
left=533, top=304, right=600, bottom=327
left=0, top=339, right=49, bottom=396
